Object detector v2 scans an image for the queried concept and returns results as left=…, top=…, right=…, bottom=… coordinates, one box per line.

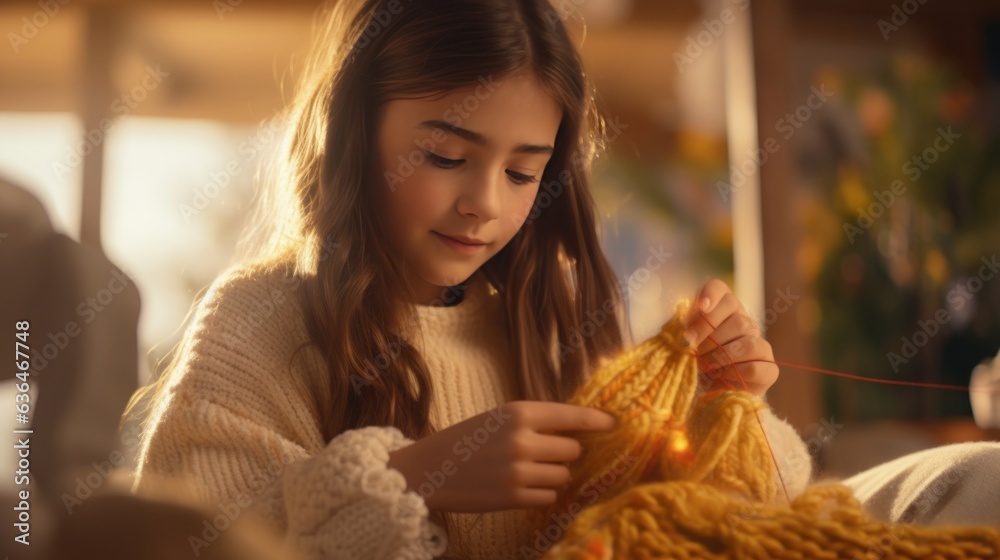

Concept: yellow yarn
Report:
left=526, top=300, right=1000, bottom=559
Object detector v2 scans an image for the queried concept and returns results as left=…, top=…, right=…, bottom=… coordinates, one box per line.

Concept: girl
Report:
left=126, top=0, right=813, bottom=558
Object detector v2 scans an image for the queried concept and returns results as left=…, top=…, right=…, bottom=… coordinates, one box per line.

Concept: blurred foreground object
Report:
left=47, top=481, right=299, bottom=560
left=971, top=348, right=1000, bottom=429
left=0, top=176, right=140, bottom=555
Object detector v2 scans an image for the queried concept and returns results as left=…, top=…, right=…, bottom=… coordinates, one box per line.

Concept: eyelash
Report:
left=422, top=150, right=538, bottom=185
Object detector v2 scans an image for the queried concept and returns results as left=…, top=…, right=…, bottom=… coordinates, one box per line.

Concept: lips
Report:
left=432, top=231, right=490, bottom=256
left=433, top=231, right=487, bottom=246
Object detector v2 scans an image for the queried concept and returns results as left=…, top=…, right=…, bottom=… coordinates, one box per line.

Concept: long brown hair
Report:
left=127, top=0, right=629, bottom=487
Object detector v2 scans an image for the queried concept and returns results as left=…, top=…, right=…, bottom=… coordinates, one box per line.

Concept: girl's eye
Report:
left=506, top=170, right=538, bottom=185
left=423, top=151, right=463, bottom=169
left=423, top=150, right=537, bottom=185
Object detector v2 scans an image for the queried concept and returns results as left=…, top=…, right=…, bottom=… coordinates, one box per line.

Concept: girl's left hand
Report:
left=682, top=278, right=779, bottom=396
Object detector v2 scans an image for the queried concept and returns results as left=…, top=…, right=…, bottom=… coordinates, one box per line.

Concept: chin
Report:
left=420, top=261, right=481, bottom=286
left=429, top=270, right=474, bottom=287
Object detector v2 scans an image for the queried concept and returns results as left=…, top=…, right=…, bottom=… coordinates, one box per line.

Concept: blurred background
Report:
left=1, top=0, right=999, bottom=520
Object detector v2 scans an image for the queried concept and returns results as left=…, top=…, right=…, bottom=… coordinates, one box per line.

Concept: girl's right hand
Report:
left=387, top=400, right=617, bottom=513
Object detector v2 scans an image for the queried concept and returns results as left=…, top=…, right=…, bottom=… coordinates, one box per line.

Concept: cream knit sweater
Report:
left=132, top=263, right=813, bottom=560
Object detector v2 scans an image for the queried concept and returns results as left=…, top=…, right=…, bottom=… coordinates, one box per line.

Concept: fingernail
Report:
left=699, top=297, right=711, bottom=311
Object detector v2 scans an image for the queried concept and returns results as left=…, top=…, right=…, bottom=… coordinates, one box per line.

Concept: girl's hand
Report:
left=683, top=278, right=779, bottom=396
left=387, top=400, right=616, bottom=513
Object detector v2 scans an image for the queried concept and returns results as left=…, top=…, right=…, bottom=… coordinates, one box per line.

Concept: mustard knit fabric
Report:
left=526, top=300, right=1000, bottom=560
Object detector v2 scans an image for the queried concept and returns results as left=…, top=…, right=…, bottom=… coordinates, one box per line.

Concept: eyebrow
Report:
left=417, top=119, right=554, bottom=155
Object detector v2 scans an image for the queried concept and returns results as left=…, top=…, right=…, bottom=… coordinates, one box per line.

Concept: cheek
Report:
left=384, top=169, right=452, bottom=225
left=503, top=186, right=540, bottom=234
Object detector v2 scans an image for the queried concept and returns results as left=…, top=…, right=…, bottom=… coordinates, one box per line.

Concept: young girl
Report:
left=126, top=0, right=814, bottom=558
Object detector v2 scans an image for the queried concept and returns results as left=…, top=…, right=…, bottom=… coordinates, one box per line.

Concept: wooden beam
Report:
left=748, top=0, right=821, bottom=433
left=78, top=6, right=120, bottom=250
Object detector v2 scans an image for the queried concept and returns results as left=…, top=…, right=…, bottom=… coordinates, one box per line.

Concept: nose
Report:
left=456, top=168, right=501, bottom=221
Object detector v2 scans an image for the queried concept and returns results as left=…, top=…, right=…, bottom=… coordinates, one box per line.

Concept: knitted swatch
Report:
left=527, top=300, right=1000, bottom=559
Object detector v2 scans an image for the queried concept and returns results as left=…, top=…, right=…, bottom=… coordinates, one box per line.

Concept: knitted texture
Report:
left=132, top=264, right=524, bottom=559
left=526, top=300, right=1000, bottom=559
left=282, top=426, right=446, bottom=558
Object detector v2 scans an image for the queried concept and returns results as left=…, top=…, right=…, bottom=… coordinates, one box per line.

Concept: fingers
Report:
left=700, top=361, right=779, bottom=395
left=691, top=278, right=730, bottom=315
left=698, top=335, right=778, bottom=394
left=503, top=463, right=572, bottom=510
left=512, top=487, right=559, bottom=508
left=683, top=290, right=777, bottom=396
left=521, top=433, right=584, bottom=463
left=511, top=401, right=617, bottom=434
left=695, top=313, right=761, bottom=355
left=685, top=285, right=741, bottom=347
left=511, top=461, right=572, bottom=489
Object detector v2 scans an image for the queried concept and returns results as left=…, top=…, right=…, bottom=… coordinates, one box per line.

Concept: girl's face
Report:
left=374, top=73, right=562, bottom=305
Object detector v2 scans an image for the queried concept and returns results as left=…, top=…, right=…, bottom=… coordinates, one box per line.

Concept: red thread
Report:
left=686, top=307, right=994, bottom=506
left=693, top=311, right=792, bottom=504
left=772, top=360, right=982, bottom=392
